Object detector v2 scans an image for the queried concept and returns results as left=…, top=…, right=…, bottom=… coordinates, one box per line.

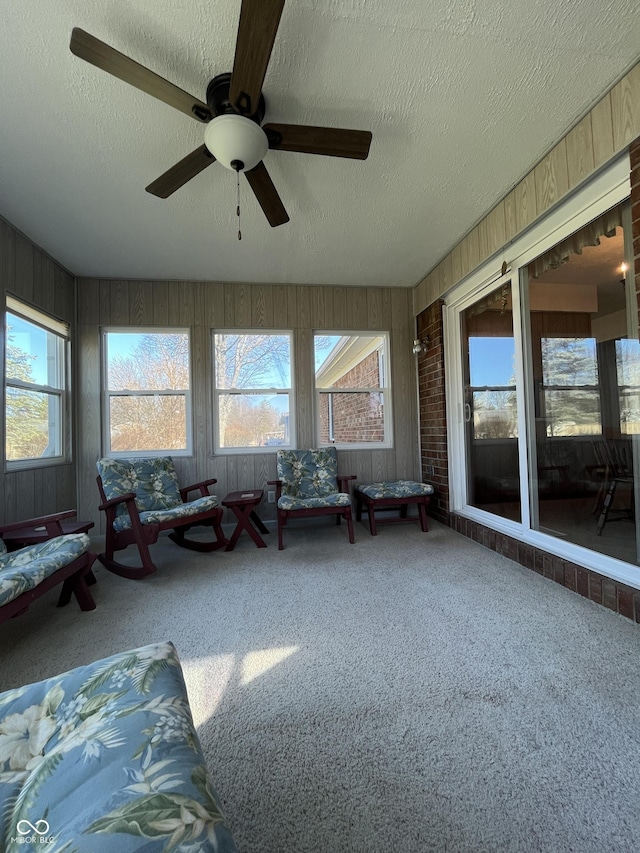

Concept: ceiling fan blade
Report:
left=264, top=124, right=372, bottom=160
left=146, top=146, right=215, bottom=198
left=244, top=162, right=289, bottom=227
left=229, top=0, right=285, bottom=116
left=70, top=28, right=213, bottom=122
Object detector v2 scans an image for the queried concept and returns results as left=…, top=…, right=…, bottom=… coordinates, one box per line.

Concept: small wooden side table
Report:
left=2, top=519, right=95, bottom=552
left=222, top=490, right=269, bottom=551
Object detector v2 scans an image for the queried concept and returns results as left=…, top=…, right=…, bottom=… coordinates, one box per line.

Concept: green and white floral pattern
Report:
left=278, top=493, right=352, bottom=510
left=276, top=448, right=352, bottom=510
left=97, top=457, right=184, bottom=514
left=0, top=642, right=236, bottom=852
left=356, top=480, right=435, bottom=499
left=112, top=495, right=219, bottom=532
left=97, top=457, right=219, bottom=532
left=0, top=534, right=90, bottom=608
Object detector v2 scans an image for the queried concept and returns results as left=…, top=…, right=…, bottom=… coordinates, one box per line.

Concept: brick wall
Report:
left=416, top=301, right=449, bottom=523
left=318, top=349, right=385, bottom=443
left=416, top=137, right=640, bottom=622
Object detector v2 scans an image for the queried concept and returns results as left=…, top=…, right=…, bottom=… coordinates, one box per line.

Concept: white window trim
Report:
left=5, top=297, right=71, bottom=471
left=443, top=153, right=640, bottom=590
left=212, top=329, right=295, bottom=455
left=313, top=330, right=393, bottom=451
left=102, top=327, right=193, bottom=458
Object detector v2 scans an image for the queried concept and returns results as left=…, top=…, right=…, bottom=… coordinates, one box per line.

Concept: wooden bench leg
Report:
left=368, top=499, right=378, bottom=536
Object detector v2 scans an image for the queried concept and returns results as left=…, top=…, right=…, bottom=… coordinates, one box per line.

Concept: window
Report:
left=314, top=333, right=392, bottom=448
left=5, top=297, right=70, bottom=467
left=103, top=330, right=191, bottom=456
left=213, top=331, right=293, bottom=451
left=540, top=336, right=601, bottom=437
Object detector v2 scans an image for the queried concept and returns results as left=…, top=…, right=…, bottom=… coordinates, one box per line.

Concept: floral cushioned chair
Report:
left=0, top=641, right=237, bottom=852
left=268, top=447, right=356, bottom=549
left=96, top=457, right=227, bottom=579
left=0, top=512, right=96, bottom=624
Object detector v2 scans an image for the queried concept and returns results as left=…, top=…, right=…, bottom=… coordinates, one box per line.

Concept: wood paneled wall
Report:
left=414, top=60, right=640, bottom=314
left=0, top=217, right=76, bottom=523
left=76, top=279, right=418, bottom=531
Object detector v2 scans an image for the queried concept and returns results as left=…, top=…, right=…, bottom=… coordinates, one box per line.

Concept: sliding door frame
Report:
left=444, top=154, right=638, bottom=588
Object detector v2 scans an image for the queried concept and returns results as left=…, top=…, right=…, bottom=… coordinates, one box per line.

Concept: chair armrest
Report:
left=0, top=509, right=77, bottom=536
left=98, top=492, right=137, bottom=513
left=179, top=478, right=218, bottom=500
left=337, top=474, right=357, bottom=492
left=267, top=479, right=283, bottom=497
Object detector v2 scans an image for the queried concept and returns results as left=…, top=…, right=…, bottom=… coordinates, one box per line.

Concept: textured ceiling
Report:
left=1, top=1, right=639, bottom=288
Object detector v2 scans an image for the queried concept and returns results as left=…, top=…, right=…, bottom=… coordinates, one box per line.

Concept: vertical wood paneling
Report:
left=191, top=299, right=210, bottom=472
left=611, top=62, right=640, bottom=151
left=485, top=202, right=507, bottom=257
left=566, top=114, right=595, bottom=188
left=129, top=280, right=154, bottom=325
left=332, top=287, right=347, bottom=328
left=224, top=283, right=236, bottom=326
left=250, top=284, right=271, bottom=327
left=503, top=188, right=517, bottom=244
left=514, top=172, right=537, bottom=234
left=294, top=327, right=314, bottom=447
left=534, top=139, right=569, bottom=215
left=295, top=286, right=312, bottom=330
left=77, top=324, right=103, bottom=529
left=366, top=287, right=383, bottom=329
left=590, top=93, right=615, bottom=169
left=1, top=219, right=76, bottom=523
left=206, top=282, right=225, bottom=328
left=233, top=283, right=251, bottom=327
left=15, top=233, right=34, bottom=303
left=345, top=287, right=363, bottom=328
left=77, top=279, right=100, bottom=325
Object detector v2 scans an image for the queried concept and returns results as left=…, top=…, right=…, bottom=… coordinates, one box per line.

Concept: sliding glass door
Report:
left=448, top=178, right=640, bottom=570
left=460, top=279, right=521, bottom=522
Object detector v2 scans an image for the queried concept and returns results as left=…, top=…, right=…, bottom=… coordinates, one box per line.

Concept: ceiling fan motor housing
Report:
left=206, top=73, right=265, bottom=123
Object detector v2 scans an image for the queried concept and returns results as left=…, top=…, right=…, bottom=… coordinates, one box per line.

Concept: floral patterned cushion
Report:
left=356, top=480, right=434, bottom=499
left=0, top=538, right=6, bottom=557
left=278, top=493, right=352, bottom=510
left=97, top=458, right=183, bottom=517
left=112, top=495, right=220, bottom=532
left=0, top=534, right=90, bottom=608
left=0, top=642, right=237, bottom=852
left=276, top=448, right=339, bottom=499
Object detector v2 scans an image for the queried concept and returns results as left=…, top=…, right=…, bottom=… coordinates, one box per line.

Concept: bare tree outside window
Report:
left=105, top=332, right=190, bottom=453
left=214, top=333, right=293, bottom=449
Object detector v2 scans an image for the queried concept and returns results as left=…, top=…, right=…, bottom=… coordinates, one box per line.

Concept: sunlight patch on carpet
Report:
left=241, top=646, right=299, bottom=685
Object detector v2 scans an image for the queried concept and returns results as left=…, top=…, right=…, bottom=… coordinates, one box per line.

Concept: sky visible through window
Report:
left=469, top=337, right=515, bottom=387
left=6, top=313, right=49, bottom=386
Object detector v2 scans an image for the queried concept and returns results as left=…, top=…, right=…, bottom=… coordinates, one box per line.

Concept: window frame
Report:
left=101, top=327, right=193, bottom=458
left=212, top=329, right=295, bottom=454
left=5, top=296, right=71, bottom=471
left=313, top=330, right=393, bottom=450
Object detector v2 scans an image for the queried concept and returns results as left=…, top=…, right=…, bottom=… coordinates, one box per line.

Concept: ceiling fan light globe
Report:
left=204, top=114, right=268, bottom=171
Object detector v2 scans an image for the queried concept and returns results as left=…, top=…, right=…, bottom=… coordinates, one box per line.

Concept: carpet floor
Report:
left=1, top=519, right=639, bottom=852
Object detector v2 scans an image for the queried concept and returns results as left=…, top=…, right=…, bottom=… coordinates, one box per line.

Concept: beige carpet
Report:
left=1, top=519, right=639, bottom=852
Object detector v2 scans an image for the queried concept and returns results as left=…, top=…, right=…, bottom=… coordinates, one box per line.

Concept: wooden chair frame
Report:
left=0, top=510, right=97, bottom=623
left=268, top=474, right=357, bottom=550
left=97, top=476, right=227, bottom=579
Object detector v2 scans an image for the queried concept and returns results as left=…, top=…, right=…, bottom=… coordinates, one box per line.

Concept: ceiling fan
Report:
left=69, top=0, right=373, bottom=227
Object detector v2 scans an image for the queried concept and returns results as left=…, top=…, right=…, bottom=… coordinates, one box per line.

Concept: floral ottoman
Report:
left=0, top=642, right=237, bottom=852
left=354, top=480, right=434, bottom=535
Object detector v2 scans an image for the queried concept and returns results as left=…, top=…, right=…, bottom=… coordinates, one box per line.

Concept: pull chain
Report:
left=236, top=170, right=242, bottom=241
